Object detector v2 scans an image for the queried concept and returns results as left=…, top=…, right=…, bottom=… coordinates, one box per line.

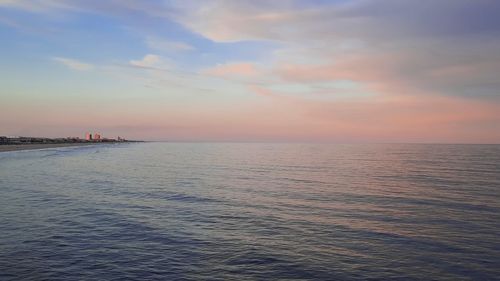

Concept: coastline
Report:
left=0, top=143, right=103, bottom=153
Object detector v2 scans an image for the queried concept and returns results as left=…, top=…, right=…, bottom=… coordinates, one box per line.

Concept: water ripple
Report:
left=1, top=143, right=499, bottom=280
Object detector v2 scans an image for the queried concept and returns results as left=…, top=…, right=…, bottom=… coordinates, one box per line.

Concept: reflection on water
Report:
left=1, top=143, right=499, bottom=280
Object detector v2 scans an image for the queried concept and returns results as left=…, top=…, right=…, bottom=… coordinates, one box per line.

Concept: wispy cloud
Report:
left=128, top=54, right=171, bottom=70
left=146, top=37, right=195, bottom=52
left=52, top=57, right=93, bottom=71
left=0, top=15, right=20, bottom=28
left=129, top=54, right=160, bottom=68
left=203, top=62, right=258, bottom=77
left=0, top=0, right=70, bottom=13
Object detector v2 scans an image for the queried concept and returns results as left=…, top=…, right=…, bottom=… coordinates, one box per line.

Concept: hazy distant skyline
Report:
left=1, top=0, right=499, bottom=143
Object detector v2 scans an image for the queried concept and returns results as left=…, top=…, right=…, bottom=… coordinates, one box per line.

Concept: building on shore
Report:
left=94, top=133, right=101, bottom=141
left=85, top=133, right=92, bottom=141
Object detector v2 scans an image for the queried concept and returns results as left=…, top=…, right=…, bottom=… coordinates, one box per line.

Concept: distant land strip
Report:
left=0, top=136, right=142, bottom=153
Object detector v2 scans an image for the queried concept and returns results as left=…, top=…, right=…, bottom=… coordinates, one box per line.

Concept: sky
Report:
left=1, top=0, right=499, bottom=143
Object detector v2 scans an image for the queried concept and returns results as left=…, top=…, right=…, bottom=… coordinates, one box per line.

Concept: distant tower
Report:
left=94, top=133, right=101, bottom=141
left=85, top=132, right=92, bottom=141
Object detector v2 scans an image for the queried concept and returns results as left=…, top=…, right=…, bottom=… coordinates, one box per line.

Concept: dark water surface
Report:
left=1, top=143, right=499, bottom=280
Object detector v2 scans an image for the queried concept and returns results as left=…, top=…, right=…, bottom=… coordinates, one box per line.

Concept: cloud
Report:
left=146, top=37, right=194, bottom=52
left=4, top=1, right=500, bottom=99
left=52, top=57, right=93, bottom=71
left=203, top=62, right=258, bottom=78
left=242, top=86, right=500, bottom=143
left=129, top=54, right=162, bottom=68
left=0, top=0, right=173, bottom=18
left=0, top=15, right=20, bottom=28
left=173, top=0, right=500, bottom=43
left=249, top=85, right=274, bottom=97
left=0, top=0, right=72, bottom=13
left=172, top=0, right=500, bottom=99
left=275, top=41, right=500, bottom=98
left=4, top=0, right=499, bottom=43
left=2, top=0, right=500, bottom=142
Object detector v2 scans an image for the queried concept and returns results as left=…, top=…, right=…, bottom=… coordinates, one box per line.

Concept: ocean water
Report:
left=0, top=143, right=499, bottom=280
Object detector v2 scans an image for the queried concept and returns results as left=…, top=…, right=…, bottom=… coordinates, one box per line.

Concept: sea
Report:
left=0, top=143, right=499, bottom=280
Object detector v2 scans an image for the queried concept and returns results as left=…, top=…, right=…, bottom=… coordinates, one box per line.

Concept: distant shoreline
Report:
left=0, top=143, right=106, bottom=153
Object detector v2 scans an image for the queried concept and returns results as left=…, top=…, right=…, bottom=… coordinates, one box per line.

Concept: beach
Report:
left=0, top=143, right=99, bottom=153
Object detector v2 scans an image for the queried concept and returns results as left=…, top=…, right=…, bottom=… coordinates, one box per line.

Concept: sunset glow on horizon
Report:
left=1, top=0, right=499, bottom=143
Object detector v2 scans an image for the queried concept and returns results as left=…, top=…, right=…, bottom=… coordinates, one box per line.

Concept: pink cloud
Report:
left=243, top=86, right=500, bottom=143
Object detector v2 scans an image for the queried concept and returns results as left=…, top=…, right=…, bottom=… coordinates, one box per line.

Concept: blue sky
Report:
left=1, top=0, right=499, bottom=142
